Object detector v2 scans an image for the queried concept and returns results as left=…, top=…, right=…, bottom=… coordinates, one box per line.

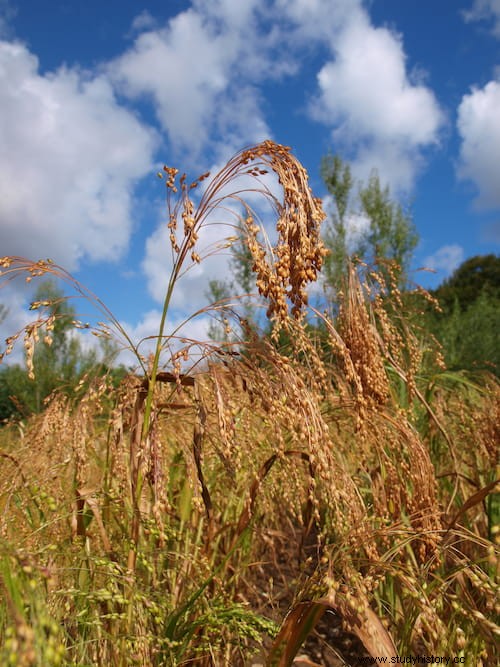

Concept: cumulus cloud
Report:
left=109, top=0, right=443, bottom=192
left=0, top=40, right=155, bottom=270
left=0, top=38, right=157, bottom=366
left=275, top=0, right=360, bottom=43
left=457, top=79, right=500, bottom=209
left=305, top=4, right=443, bottom=193
left=424, top=244, right=464, bottom=276
left=108, top=1, right=283, bottom=164
left=463, top=0, right=500, bottom=37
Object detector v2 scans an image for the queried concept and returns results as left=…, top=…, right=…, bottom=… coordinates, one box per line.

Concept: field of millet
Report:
left=0, top=142, right=498, bottom=666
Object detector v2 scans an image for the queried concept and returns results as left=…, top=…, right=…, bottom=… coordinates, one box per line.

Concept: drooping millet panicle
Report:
left=161, top=140, right=328, bottom=334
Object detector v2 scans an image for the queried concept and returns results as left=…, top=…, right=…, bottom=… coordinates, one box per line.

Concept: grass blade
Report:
left=265, top=602, right=326, bottom=667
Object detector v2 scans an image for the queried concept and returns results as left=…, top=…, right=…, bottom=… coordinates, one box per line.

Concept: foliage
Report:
left=0, top=143, right=498, bottom=666
left=29, top=281, right=96, bottom=411
left=321, top=154, right=418, bottom=292
left=422, top=255, right=500, bottom=376
left=0, top=365, right=33, bottom=421
left=434, top=292, right=499, bottom=374
left=433, top=253, right=500, bottom=312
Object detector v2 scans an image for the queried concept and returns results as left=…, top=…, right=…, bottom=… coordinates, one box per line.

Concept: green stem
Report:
left=141, top=258, right=182, bottom=445
left=124, top=261, right=182, bottom=649
left=127, top=243, right=188, bottom=562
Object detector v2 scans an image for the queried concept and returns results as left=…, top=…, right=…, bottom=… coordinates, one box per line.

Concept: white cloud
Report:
left=0, top=40, right=156, bottom=270
left=457, top=79, right=500, bottom=209
left=275, top=0, right=359, bottom=41
left=130, top=10, right=157, bottom=33
left=110, top=11, right=229, bottom=154
left=0, top=282, right=32, bottom=364
left=0, top=39, right=157, bottom=367
left=0, top=0, right=16, bottom=39
left=463, top=0, right=500, bottom=37
left=424, top=244, right=464, bottom=276
left=344, top=213, right=371, bottom=253
left=307, top=6, right=443, bottom=193
left=110, top=0, right=444, bottom=193
left=119, top=307, right=163, bottom=367
left=109, top=1, right=279, bottom=164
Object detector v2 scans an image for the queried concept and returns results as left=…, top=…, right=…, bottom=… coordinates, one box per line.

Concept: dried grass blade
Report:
left=267, top=585, right=397, bottom=666
left=323, top=591, right=397, bottom=661
left=265, top=601, right=326, bottom=667
left=73, top=488, right=87, bottom=541
left=141, top=371, right=195, bottom=388
left=127, top=384, right=147, bottom=573
left=193, top=386, right=213, bottom=541
left=446, top=478, right=499, bottom=532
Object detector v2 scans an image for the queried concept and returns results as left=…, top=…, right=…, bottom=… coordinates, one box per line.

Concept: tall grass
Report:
left=0, top=142, right=498, bottom=666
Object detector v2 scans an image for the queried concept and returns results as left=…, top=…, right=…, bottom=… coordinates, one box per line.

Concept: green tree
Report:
left=432, top=254, right=500, bottom=312
left=206, top=278, right=233, bottom=342
left=0, top=364, right=32, bottom=421
left=321, top=154, right=418, bottom=292
left=320, top=154, right=353, bottom=290
left=424, top=255, right=500, bottom=376
left=424, top=291, right=499, bottom=376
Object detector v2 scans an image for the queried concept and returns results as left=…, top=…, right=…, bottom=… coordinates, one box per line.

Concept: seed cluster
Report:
left=239, top=141, right=328, bottom=328
left=161, top=141, right=328, bottom=333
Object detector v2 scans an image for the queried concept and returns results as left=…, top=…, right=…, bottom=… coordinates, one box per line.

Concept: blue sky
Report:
left=1, top=0, right=499, bottom=366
